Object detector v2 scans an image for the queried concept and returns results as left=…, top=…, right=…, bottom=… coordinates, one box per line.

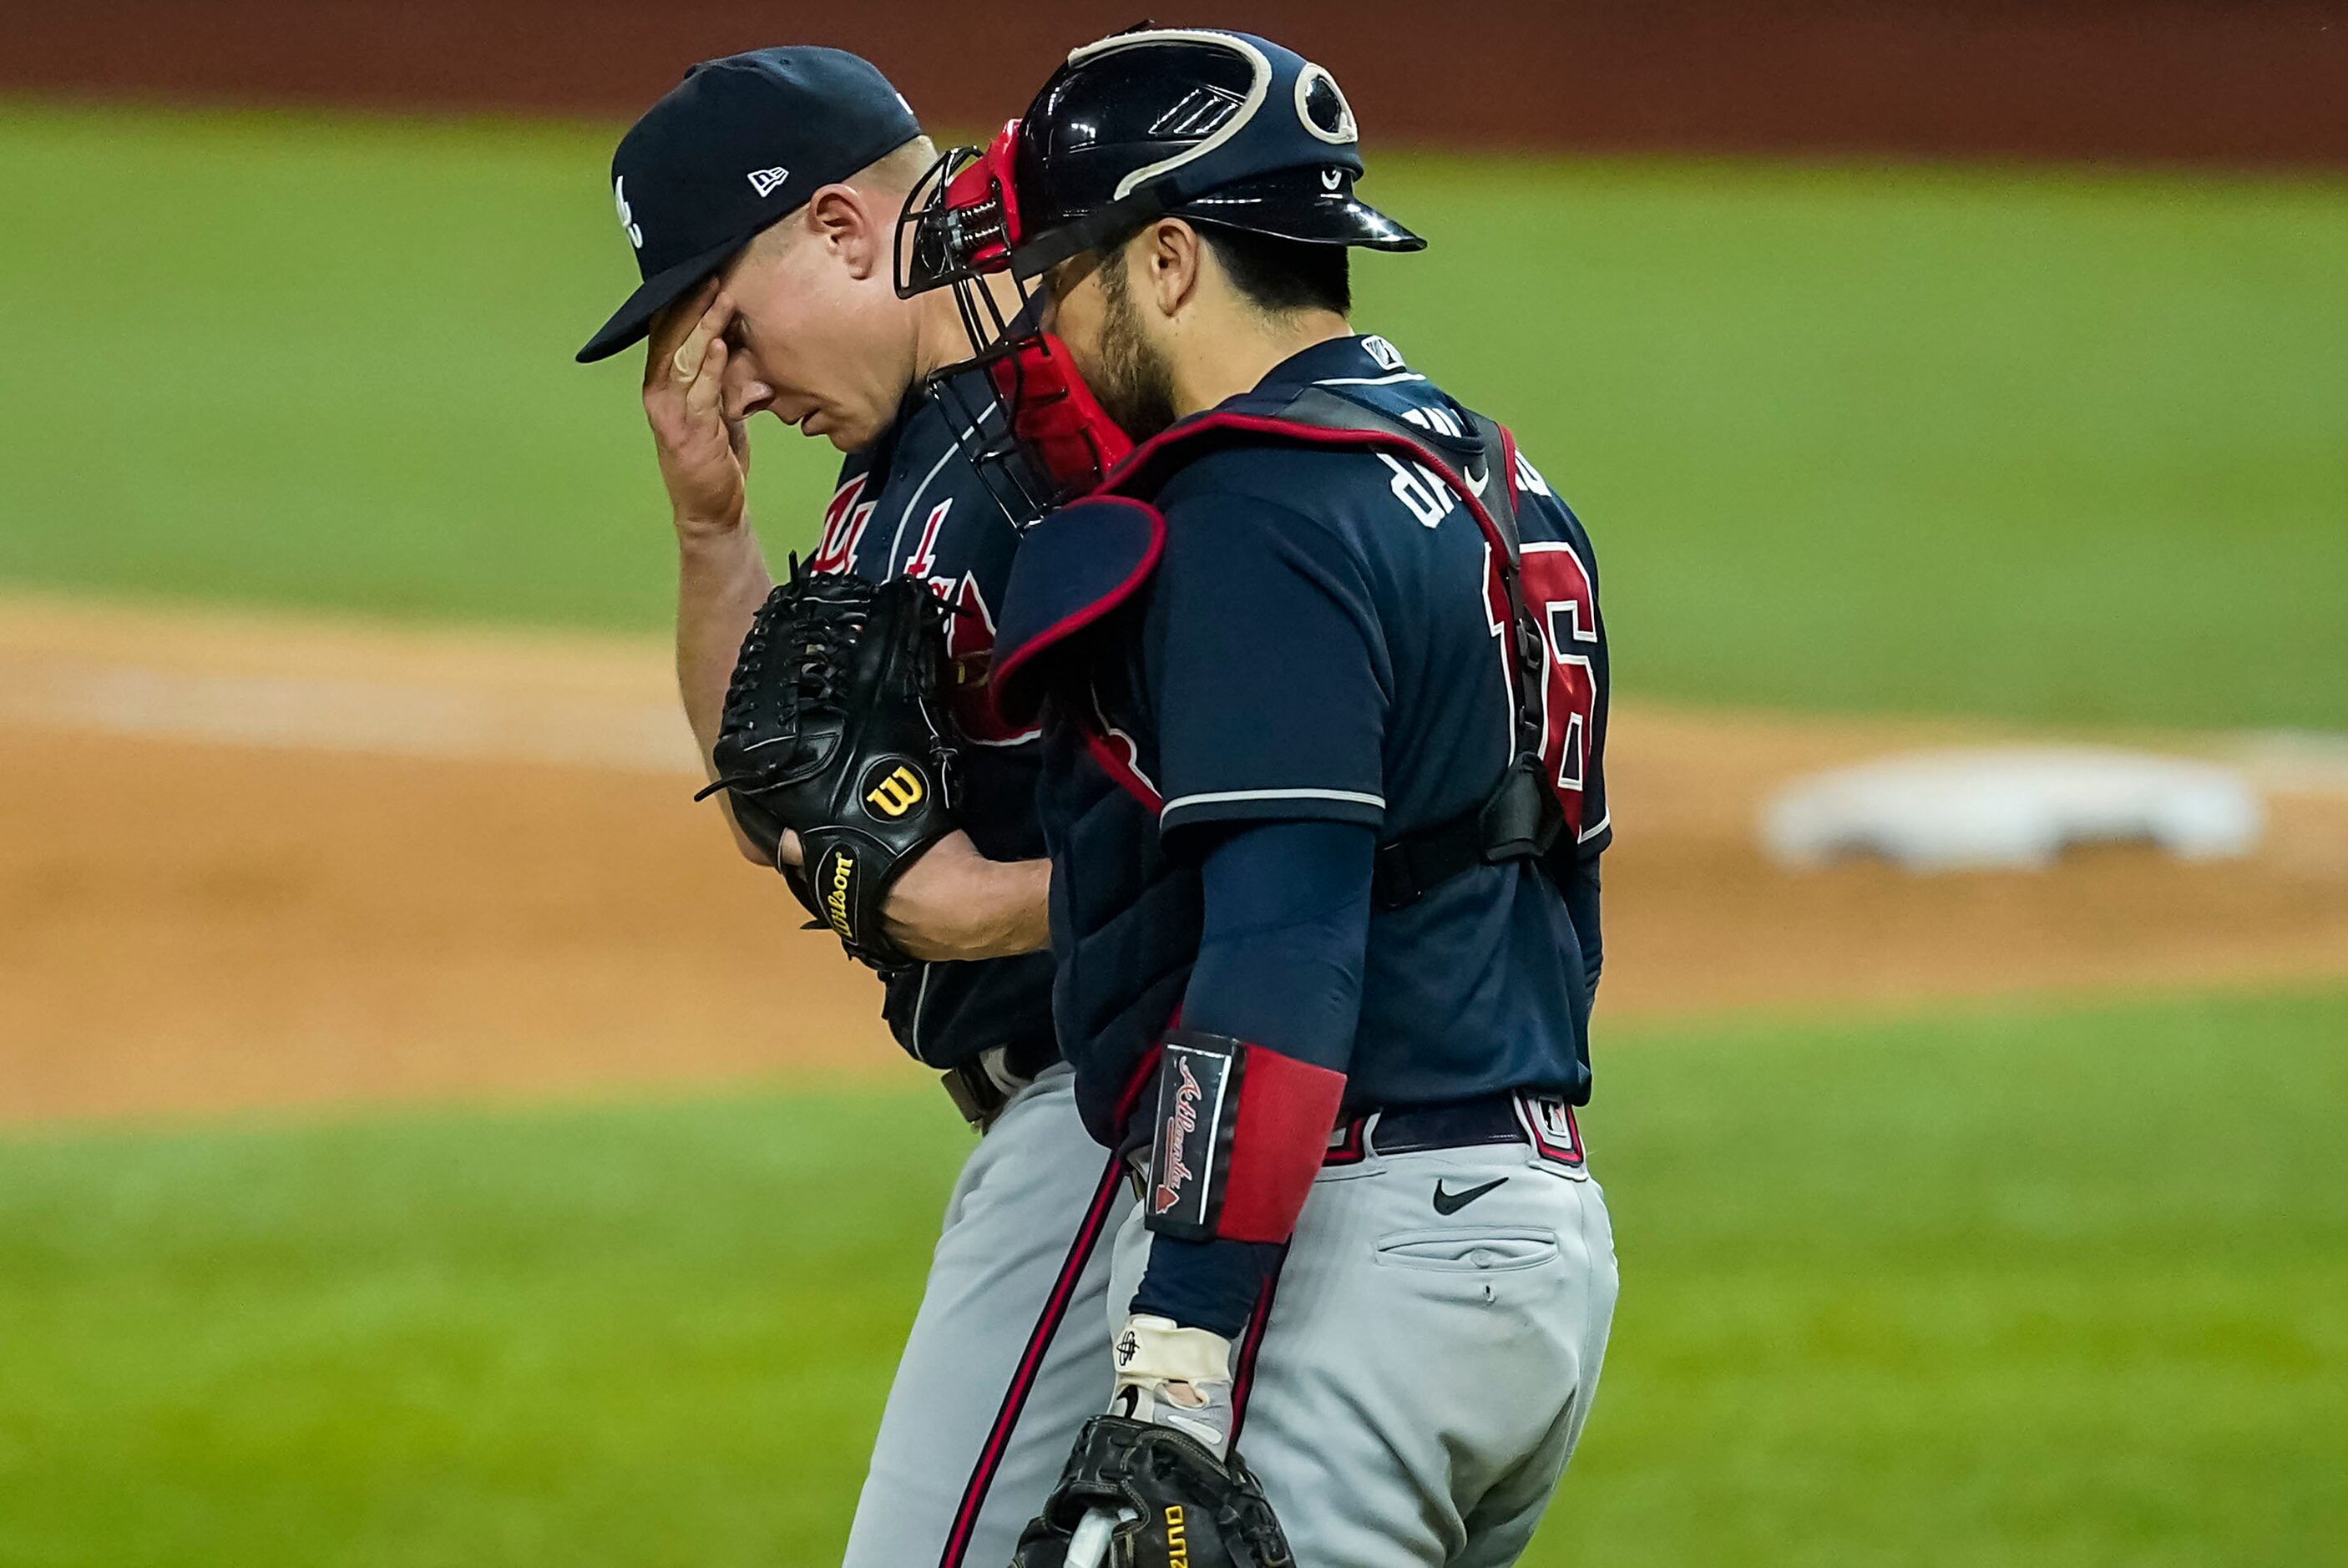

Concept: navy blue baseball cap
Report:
left=576, top=47, right=924, bottom=364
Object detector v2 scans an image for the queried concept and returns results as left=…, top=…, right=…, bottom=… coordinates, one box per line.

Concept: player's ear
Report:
left=1145, top=219, right=1203, bottom=320
left=807, top=183, right=882, bottom=279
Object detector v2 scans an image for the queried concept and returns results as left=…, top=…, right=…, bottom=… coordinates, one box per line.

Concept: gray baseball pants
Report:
left=1105, top=1110, right=1619, bottom=1567
left=841, top=1064, right=1130, bottom=1568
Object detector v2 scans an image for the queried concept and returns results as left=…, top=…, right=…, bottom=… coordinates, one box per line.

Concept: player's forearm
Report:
left=673, top=522, right=775, bottom=862
left=1565, top=852, right=1603, bottom=999
left=674, top=519, right=773, bottom=765
left=957, top=853, right=1052, bottom=959
left=884, top=838, right=1051, bottom=962
left=1133, top=820, right=1372, bottom=1335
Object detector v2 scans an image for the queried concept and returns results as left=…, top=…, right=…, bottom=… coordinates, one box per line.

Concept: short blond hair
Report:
left=856, top=134, right=939, bottom=195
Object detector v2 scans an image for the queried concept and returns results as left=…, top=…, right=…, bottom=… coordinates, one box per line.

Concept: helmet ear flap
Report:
left=1294, top=62, right=1359, bottom=144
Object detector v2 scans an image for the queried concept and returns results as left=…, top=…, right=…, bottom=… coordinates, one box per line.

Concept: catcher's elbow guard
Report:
left=1146, top=1031, right=1345, bottom=1245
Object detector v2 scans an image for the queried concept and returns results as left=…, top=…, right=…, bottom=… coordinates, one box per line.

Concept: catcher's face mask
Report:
left=897, top=29, right=1422, bottom=524
left=895, top=122, right=1134, bottom=524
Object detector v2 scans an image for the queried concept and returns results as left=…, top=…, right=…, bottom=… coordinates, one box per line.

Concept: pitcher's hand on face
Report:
left=644, top=281, right=751, bottom=534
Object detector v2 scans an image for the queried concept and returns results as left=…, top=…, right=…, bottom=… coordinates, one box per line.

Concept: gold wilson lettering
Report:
left=825, top=853, right=854, bottom=936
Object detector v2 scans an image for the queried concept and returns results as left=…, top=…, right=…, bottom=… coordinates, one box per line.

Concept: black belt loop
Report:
left=940, top=1063, right=1002, bottom=1128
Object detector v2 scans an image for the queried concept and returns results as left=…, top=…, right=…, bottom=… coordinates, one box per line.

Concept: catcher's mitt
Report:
left=697, top=558, right=959, bottom=969
left=1011, top=1416, right=1294, bottom=1568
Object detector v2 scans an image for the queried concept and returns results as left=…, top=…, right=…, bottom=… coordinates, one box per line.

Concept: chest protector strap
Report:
left=1268, top=389, right=1561, bottom=908
left=1027, top=385, right=1566, bottom=906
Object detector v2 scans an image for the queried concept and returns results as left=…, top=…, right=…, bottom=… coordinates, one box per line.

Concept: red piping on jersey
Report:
left=988, top=494, right=1166, bottom=731
left=1082, top=727, right=1165, bottom=814
left=935, top=1150, right=1128, bottom=1568
left=1225, top=1252, right=1286, bottom=1452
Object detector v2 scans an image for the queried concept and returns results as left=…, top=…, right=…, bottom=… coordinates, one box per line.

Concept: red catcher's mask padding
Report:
left=989, top=334, right=1135, bottom=498
left=910, top=119, right=1131, bottom=506
left=942, top=119, right=1024, bottom=272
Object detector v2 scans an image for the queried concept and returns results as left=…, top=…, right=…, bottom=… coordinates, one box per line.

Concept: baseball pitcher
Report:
left=575, top=48, right=1131, bottom=1568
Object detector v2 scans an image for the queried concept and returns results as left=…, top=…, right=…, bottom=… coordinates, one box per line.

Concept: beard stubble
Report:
left=1089, top=258, right=1182, bottom=442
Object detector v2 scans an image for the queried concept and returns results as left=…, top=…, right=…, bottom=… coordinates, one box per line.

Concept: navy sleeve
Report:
left=1130, top=818, right=1374, bottom=1338
left=1182, top=818, right=1376, bottom=1074
left=1146, top=493, right=1389, bottom=845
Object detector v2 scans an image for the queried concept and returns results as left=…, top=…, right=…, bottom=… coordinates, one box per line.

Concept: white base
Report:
left=1760, top=746, right=2265, bottom=873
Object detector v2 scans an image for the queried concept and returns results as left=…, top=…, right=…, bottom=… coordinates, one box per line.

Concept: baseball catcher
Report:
left=898, top=27, right=1621, bottom=1568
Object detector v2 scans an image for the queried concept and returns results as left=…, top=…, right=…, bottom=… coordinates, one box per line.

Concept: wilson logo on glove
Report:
left=822, top=847, right=857, bottom=941
left=1011, top=1412, right=1293, bottom=1568
left=862, top=760, right=928, bottom=818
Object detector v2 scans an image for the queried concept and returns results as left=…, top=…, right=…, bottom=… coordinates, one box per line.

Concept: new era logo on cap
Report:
left=575, top=47, right=924, bottom=364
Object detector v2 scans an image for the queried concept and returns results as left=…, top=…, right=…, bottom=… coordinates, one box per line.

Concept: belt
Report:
left=1324, top=1090, right=1586, bottom=1170
left=941, top=1036, right=1061, bottom=1129
left=1120, top=1089, right=1590, bottom=1205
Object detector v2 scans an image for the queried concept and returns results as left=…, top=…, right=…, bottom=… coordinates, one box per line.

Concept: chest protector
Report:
left=1006, top=385, right=1566, bottom=903
left=993, top=385, right=1571, bottom=1137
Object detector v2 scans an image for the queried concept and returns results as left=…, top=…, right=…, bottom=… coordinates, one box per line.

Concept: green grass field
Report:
left=4, top=988, right=2343, bottom=1566
left=2, top=103, right=2344, bottom=728
left=3, top=101, right=2343, bottom=1566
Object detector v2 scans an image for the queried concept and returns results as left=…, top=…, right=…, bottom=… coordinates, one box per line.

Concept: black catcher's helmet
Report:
left=894, top=28, right=1424, bottom=517
left=1003, top=26, right=1424, bottom=274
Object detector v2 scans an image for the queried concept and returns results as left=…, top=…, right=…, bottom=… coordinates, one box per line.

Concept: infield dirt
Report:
left=8, top=593, right=2346, bottom=1124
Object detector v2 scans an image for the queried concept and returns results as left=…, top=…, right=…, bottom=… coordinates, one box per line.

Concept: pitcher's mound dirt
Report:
left=6, top=594, right=2345, bottom=1125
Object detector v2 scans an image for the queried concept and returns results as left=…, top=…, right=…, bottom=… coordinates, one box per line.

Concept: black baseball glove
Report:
left=1011, top=1416, right=1294, bottom=1568
left=696, top=558, right=959, bottom=969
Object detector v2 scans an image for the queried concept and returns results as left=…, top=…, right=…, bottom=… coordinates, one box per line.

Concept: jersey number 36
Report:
left=1385, top=437, right=1602, bottom=839
left=1484, top=539, right=1598, bottom=838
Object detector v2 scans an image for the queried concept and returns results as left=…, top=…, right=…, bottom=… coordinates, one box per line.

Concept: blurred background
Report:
left=2, top=3, right=2344, bottom=1563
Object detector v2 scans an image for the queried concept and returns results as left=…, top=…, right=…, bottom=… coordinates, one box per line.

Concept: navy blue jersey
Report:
left=999, top=334, right=1609, bottom=1131
left=809, top=379, right=1056, bottom=1070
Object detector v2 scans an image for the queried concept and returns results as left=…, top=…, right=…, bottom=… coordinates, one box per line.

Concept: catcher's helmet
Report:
left=1007, top=27, right=1424, bottom=273
left=899, top=28, right=1422, bottom=302
left=892, top=28, right=1422, bottom=518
